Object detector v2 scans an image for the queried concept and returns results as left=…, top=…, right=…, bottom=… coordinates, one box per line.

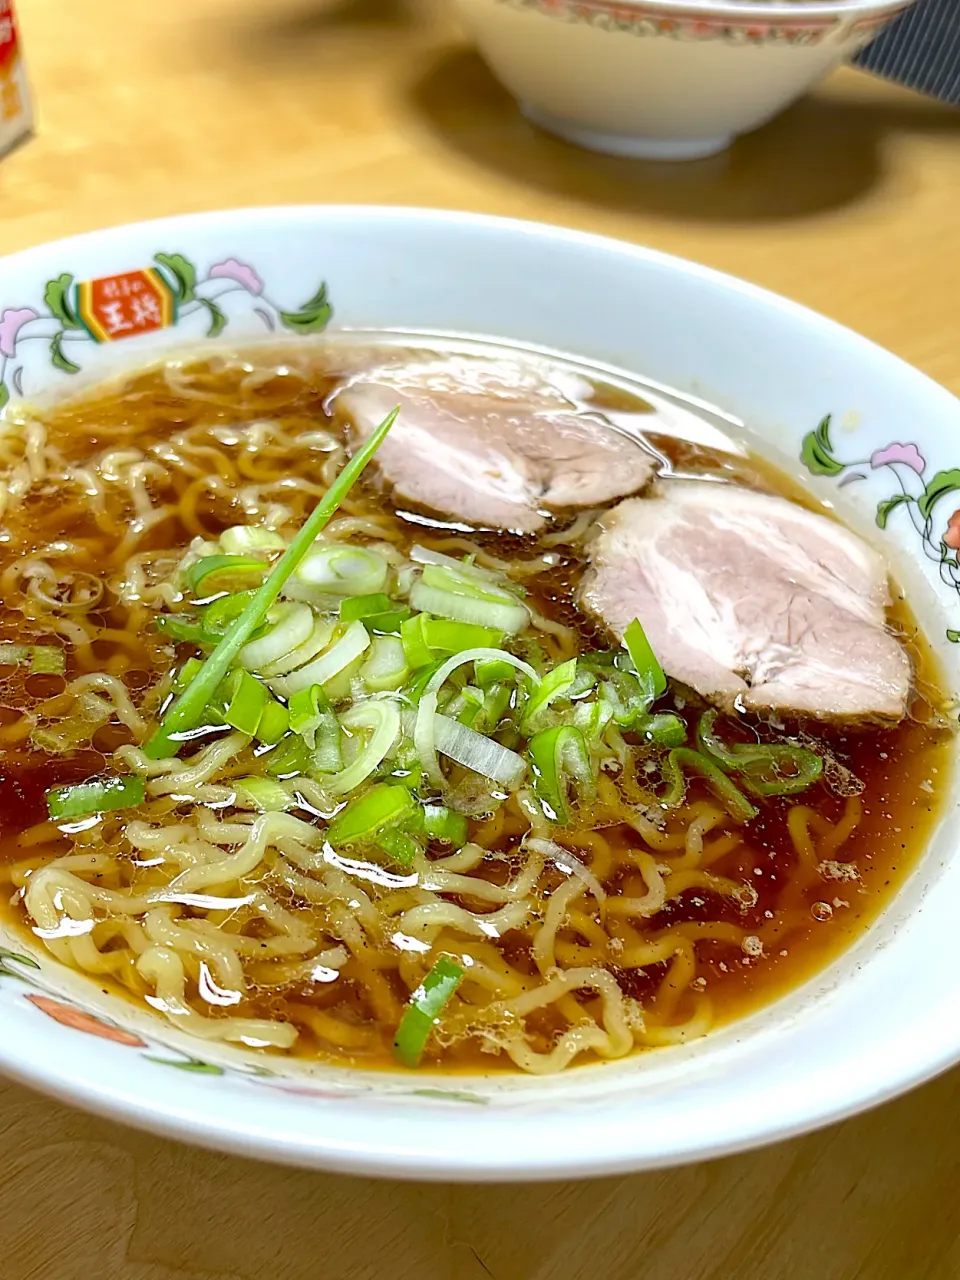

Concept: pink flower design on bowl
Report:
left=870, top=442, right=925, bottom=474
left=208, top=259, right=263, bottom=295
left=0, top=307, right=38, bottom=358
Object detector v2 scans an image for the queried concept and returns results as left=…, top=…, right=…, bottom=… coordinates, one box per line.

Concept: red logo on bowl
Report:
left=75, top=268, right=177, bottom=343
left=0, top=3, right=18, bottom=72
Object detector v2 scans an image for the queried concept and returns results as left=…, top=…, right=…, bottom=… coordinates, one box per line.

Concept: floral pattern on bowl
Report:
left=0, top=250, right=332, bottom=408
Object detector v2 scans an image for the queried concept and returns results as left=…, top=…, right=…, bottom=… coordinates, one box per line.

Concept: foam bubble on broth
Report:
left=0, top=336, right=950, bottom=1073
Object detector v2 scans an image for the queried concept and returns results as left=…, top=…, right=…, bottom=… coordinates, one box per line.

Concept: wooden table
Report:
left=2, top=1, right=960, bottom=1276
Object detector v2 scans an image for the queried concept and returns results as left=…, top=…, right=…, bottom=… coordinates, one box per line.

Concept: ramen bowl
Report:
left=452, top=0, right=915, bottom=159
left=0, top=206, right=957, bottom=1181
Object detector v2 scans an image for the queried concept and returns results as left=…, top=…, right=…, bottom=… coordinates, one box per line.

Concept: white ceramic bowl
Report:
left=452, top=0, right=915, bottom=159
left=0, top=206, right=958, bottom=1181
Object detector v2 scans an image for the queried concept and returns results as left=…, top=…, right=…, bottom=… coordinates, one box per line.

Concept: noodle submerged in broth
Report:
left=0, top=337, right=949, bottom=1074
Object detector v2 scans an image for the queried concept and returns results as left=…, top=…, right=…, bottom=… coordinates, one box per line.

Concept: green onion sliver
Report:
left=360, top=635, right=409, bottom=693
left=222, top=669, right=269, bottom=737
left=521, top=656, right=578, bottom=732
left=288, top=683, right=337, bottom=751
left=327, top=782, right=416, bottom=845
left=0, top=643, right=66, bottom=674
left=339, top=592, right=394, bottom=623
left=528, top=725, right=594, bottom=824
left=142, top=405, right=398, bottom=760
left=635, top=712, right=687, bottom=747
left=47, top=774, right=145, bottom=822
left=697, top=710, right=822, bottom=796
left=622, top=617, right=667, bottom=700
left=394, top=956, right=465, bottom=1068
left=234, top=776, right=294, bottom=812
left=410, top=580, right=528, bottom=635
left=322, top=701, right=401, bottom=794
left=660, top=748, right=757, bottom=823
left=423, top=804, right=468, bottom=847
left=220, top=525, right=285, bottom=555
left=433, top=712, right=526, bottom=787
left=186, top=554, right=268, bottom=596
left=421, top=618, right=504, bottom=654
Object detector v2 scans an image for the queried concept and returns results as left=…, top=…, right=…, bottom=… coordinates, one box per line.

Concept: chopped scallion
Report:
left=327, top=782, right=416, bottom=845
left=222, top=668, right=269, bottom=737
left=622, top=617, right=667, bottom=700
left=142, top=405, right=397, bottom=759
left=186, top=554, right=268, bottom=597
left=0, top=643, right=65, bottom=674
left=528, top=725, right=594, bottom=824
left=393, top=956, right=465, bottom=1068
left=46, top=774, right=145, bottom=822
left=423, top=804, right=468, bottom=847
left=339, top=592, right=394, bottom=623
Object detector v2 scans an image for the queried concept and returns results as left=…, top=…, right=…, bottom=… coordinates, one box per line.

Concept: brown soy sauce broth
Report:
left=0, top=335, right=951, bottom=1070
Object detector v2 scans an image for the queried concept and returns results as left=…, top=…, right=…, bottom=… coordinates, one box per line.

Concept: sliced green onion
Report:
left=622, top=617, right=667, bottom=700
left=203, top=589, right=259, bottom=636
left=155, top=614, right=208, bottom=645
left=377, top=826, right=420, bottom=868
left=447, top=683, right=485, bottom=727
left=474, top=657, right=515, bottom=688
left=255, top=700, right=289, bottom=746
left=265, top=733, right=311, bottom=778
left=410, top=545, right=502, bottom=584
left=239, top=602, right=315, bottom=673
left=339, top=592, right=394, bottom=623
left=521, top=657, right=578, bottom=732
left=478, top=681, right=513, bottom=733
left=421, top=618, right=504, bottom=654
left=528, top=725, right=593, bottom=824
left=402, top=659, right=446, bottom=704
left=572, top=697, right=614, bottom=744
left=220, top=525, right=285, bottom=555
left=0, top=643, right=66, bottom=674
left=144, top=405, right=397, bottom=758
left=697, top=710, right=823, bottom=796
left=46, top=774, right=145, bottom=822
left=234, top=776, right=293, bottom=811
left=599, top=671, right=651, bottom=728
left=400, top=614, right=434, bottom=670
left=410, top=580, right=528, bottom=635
left=260, top=616, right=336, bottom=679
left=173, top=656, right=204, bottom=691
left=423, top=804, right=468, bottom=847
left=635, top=712, right=686, bottom=747
left=425, top=648, right=539, bottom=700
left=421, top=563, right=518, bottom=603
left=311, top=712, right=344, bottom=774
left=322, top=701, right=401, bottom=794
left=288, top=684, right=338, bottom=751
left=660, top=747, right=758, bottom=823
left=394, top=956, right=465, bottom=1068
left=221, top=668, right=269, bottom=736
left=327, top=782, right=416, bottom=845
left=186, top=554, right=267, bottom=596
left=271, top=619, right=371, bottom=698
left=360, top=635, right=409, bottom=693
left=294, top=545, right=389, bottom=597
left=434, top=712, right=527, bottom=788
left=363, top=607, right=411, bottom=635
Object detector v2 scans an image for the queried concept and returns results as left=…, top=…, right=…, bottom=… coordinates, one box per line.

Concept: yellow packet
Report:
left=0, top=2, right=32, bottom=158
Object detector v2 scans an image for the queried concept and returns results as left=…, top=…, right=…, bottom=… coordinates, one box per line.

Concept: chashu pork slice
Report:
left=579, top=481, right=911, bottom=720
left=338, top=356, right=656, bottom=533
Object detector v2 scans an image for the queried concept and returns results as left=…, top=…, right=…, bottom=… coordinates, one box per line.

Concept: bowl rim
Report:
left=0, top=203, right=958, bottom=1182
left=477, top=0, right=914, bottom=20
